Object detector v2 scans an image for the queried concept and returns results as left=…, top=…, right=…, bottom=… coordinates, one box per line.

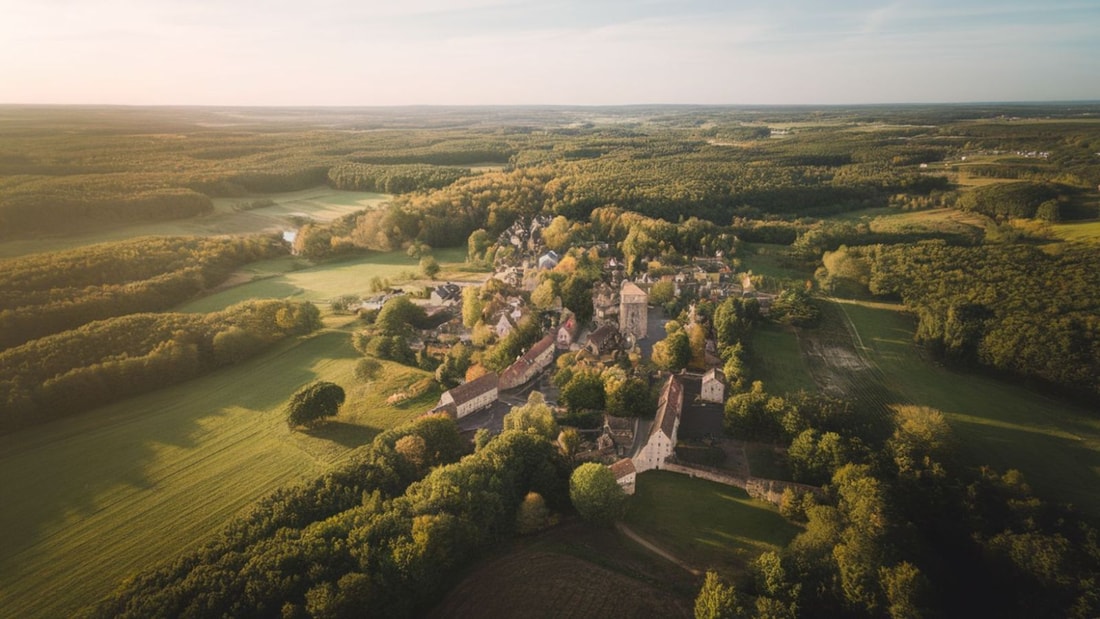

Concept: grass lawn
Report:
left=1050, top=219, right=1100, bottom=243
left=0, top=328, right=434, bottom=619
left=624, top=471, right=801, bottom=573
left=752, top=324, right=818, bottom=395
left=0, top=187, right=388, bottom=259
left=178, top=246, right=471, bottom=313
left=833, top=300, right=1100, bottom=515
left=737, top=243, right=812, bottom=282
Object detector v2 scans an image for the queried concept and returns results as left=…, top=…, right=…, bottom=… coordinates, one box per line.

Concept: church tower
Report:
left=619, top=281, right=648, bottom=339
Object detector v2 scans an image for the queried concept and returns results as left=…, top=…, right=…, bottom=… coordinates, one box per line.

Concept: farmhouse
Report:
left=434, top=372, right=499, bottom=419
left=700, top=368, right=726, bottom=404
left=585, top=325, right=624, bottom=357
left=610, top=458, right=637, bottom=495
left=499, top=334, right=556, bottom=390
left=633, top=374, right=684, bottom=472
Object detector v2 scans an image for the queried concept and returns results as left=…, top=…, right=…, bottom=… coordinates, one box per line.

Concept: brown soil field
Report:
left=426, top=523, right=696, bottom=619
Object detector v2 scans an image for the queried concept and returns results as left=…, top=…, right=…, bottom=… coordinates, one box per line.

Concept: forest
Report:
left=3, top=104, right=1100, bottom=618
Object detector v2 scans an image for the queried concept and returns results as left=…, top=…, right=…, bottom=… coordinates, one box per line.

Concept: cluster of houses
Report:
left=421, top=217, right=769, bottom=494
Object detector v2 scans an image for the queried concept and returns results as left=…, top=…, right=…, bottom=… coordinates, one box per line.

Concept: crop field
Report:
left=623, top=471, right=801, bottom=573
left=0, top=329, right=434, bottom=618
left=178, top=246, right=470, bottom=314
left=427, top=523, right=695, bottom=618
left=0, top=187, right=388, bottom=259
left=824, top=300, right=1100, bottom=515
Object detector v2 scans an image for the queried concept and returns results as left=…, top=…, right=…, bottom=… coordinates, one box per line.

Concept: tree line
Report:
left=0, top=235, right=288, bottom=350
left=0, top=299, right=321, bottom=434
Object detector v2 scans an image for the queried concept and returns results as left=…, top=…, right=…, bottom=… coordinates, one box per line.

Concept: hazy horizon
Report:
left=3, top=1, right=1099, bottom=107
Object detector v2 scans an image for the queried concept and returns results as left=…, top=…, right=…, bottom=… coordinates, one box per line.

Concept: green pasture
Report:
left=0, top=187, right=388, bottom=259
left=751, top=325, right=818, bottom=395
left=178, top=246, right=469, bottom=313
left=832, top=300, right=1100, bottom=515
left=737, top=243, right=812, bottom=282
left=0, top=329, right=434, bottom=618
left=1050, top=219, right=1100, bottom=242
left=624, top=471, right=801, bottom=572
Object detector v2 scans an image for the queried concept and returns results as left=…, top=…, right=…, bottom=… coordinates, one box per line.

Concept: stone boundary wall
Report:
left=661, top=462, right=823, bottom=506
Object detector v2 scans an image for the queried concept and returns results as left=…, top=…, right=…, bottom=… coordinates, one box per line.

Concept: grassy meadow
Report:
left=831, top=300, right=1100, bottom=515
left=0, top=327, right=437, bottom=618
left=0, top=187, right=388, bottom=259
left=623, top=471, right=801, bottom=574
left=178, top=246, right=470, bottom=314
left=1050, top=219, right=1100, bottom=242
left=751, top=324, right=818, bottom=395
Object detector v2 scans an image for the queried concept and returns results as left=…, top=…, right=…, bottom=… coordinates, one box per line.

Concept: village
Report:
left=346, top=215, right=805, bottom=502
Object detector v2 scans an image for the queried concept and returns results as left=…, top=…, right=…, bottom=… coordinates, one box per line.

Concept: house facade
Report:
left=557, top=310, right=580, bottom=349
left=633, top=375, right=683, bottom=472
left=435, top=372, right=499, bottom=418
left=701, top=368, right=726, bottom=404
left=610, top=458, right=637, bottom=495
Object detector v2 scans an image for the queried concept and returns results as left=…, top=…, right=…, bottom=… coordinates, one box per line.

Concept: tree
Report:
left=649, top=280, right=675, bottom=306
left=695, top=571, right=747, bottom=619
left=419, top=256, right=440, bottom=279
left=569, top=462, right=626, bottom=525
left=515, top=491, right=553, bottom=535
left=652, top=322, right=690, bottom=372
left=558, top=427, right=581, bottom=462
left=530, top=278, right=558, bottom=310
left=286, top=381, right=345, bottom=428
left=559, top=370, right=606, bottom=414
left=502, top=391, right=559, bottom=440
left=461, top=285, right=482, bottom=328
left=467, top=228, right=491, bottom=262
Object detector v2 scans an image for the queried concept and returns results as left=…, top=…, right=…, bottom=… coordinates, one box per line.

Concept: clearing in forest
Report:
left=806, top=298, right=1100, bottom=516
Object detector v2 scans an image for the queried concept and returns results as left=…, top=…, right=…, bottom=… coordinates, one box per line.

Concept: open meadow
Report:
left=0, top=187, right=388, bottom=259
left=826, top=300, right=1100, bottom=515
left=623, top=471, right=801, bottom=574
left=0, top=327, right=438, bottom=618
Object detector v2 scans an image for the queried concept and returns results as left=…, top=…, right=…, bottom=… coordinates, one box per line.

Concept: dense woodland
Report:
left=3, top=105, right=1100, bottom=618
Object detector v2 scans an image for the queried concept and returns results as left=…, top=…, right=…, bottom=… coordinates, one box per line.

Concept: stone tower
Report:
left=619, top=281, right=648, bottom=339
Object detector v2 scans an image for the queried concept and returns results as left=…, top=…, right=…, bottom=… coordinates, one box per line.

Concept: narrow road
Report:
left=615, top=522, right=701, bottom=576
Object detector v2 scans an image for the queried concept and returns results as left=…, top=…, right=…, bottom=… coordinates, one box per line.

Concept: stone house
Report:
left=610, top=458, right=637, bottom=495
left=633, top=375, right=683, bottom=472
left=585, top=325, right=624, bottom=357
left=434, top=372, right=499, bottom=419
left=499, top=334, right=555, bottom=390
left=700, top=368, right=726, bottom=404
left=557, top=310, right=580, bottom=349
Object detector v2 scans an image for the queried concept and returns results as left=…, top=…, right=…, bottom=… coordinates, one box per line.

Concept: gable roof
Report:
left=610, top=458, right=636, bottom=480
left=445, top=372, right=499, bottom=406
left=432, top=283, right=462, bottom=301
left=621, top=281, right=647, bottom=300
left=703, top=367, right=725, bottom=384
left=586, top=325, right=619, bottom=350
left=651, top=374, right=684, bottom=440
left=499, top=334, right=555, bottom=385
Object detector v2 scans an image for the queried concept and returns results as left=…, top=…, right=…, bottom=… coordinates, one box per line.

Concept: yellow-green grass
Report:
left=1050, top=219, right=1100, bottom=242
left=0, top=329, right=435, bottom=618
left=832, top=300, right=1100, bottom=515
left=737, top=243, right=813, bottom=282
left=831, top=207, right=988, bottom=237
left=0, top=187, right=389, bottom=259
left=752, top=324, right=818, bottom=395
left=623, top=471, right=801, bottom=573
left=178, top=246, right=470, bottom=314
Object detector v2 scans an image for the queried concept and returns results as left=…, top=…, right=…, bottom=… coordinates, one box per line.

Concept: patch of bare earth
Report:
left=426, top=523, right=695, bottom=619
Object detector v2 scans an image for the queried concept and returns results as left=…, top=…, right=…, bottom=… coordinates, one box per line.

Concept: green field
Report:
left=0, top=187, right=389, bottom=259
left=833, top=300, right=1100, bottom=515
left=0, top=329, right=436, bottom=618
left=623, top=471, right=801, bottom=573
left=737, top=243, right=812, bottom=282
left=1050, top=219, right=1100, bottom=242
left=178, top=246, right=471, bottom=314
left=752, top=324, right=818, bottom=395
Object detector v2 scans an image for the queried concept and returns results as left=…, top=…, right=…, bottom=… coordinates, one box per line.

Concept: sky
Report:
left=1, top=0, right=1098, bottom=106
